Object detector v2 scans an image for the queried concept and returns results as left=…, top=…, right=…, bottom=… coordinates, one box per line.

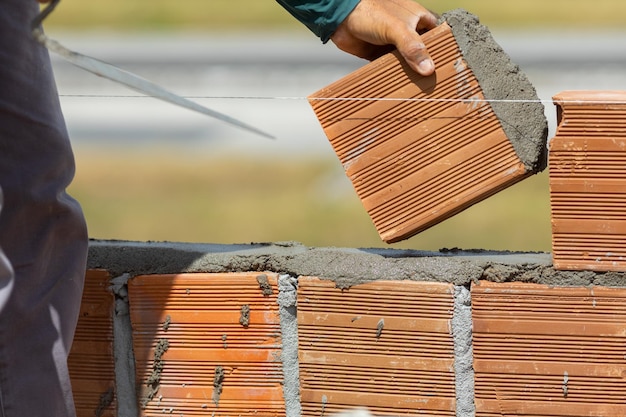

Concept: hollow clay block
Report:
left=297, top=277, right=456, bottom=415
left=308, top=9, right=548, bottom=243
left=473, top=281, right=626, bottom=415
left=549, top=90, right=626, bottom=272
left=128, top=273, right=284, bottom=415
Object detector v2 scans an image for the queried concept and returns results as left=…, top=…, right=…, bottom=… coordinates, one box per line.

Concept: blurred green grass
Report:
left=46, top=0, right=626, bottom=31
left=69, top=148, right=551, bottom=251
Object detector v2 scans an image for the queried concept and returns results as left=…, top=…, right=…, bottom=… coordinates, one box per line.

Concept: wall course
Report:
left=76, top=241, right=626, bottom=417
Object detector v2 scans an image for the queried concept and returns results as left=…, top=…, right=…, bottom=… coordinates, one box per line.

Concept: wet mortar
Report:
left=442, top=9, right=549, bottom=172
left=162, top=315, right=171, bottom=332
left=239, top=304, right=251, bottom=327
left=141, top=338, right=170, bottom=409
left=88, top=241, right=626, bottom=289
left=212, top=365, right=225, bottom=406
left=256, top=273, right=274, bottom=296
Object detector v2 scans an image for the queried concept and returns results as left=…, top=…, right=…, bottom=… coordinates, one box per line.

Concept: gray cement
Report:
left=88, top=240, right=626, bottom=288
left=452, top=286, right=475, bottom=417
left=277, top=275, right=301, bottom=417
left=109, top=273, right=139, bottom=417
left=442, top=9, right=549, bottom=172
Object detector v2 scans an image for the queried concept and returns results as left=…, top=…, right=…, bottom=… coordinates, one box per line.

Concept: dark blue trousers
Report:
left=0, top=1, right=88, bottom=416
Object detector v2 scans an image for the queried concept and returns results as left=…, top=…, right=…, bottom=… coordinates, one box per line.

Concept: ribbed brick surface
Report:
left=308, top=22, right=529, bottom=243
left=128, top=273, right=284, bottom=417
left=297, top=277, right=456, bottom=416
left=472, top=281, right=626, bottom=416
left=550, top=91, right=626, bottom=271
left=69, top=269, right=116, bottom=417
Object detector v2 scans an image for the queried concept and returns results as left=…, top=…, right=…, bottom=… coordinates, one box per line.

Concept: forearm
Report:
left=275, top=0, right=360, bottom=43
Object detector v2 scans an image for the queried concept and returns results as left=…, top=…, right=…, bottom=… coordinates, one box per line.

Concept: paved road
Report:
left=51, top=30, right=626, bottom=155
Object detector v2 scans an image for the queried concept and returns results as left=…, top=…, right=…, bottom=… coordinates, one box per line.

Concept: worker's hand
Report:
left=330, top=0, right=438, bottom=76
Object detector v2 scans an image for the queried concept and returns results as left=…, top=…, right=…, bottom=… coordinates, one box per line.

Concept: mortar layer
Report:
left=88, top=240, right=626, bottom=288
left=443, top=9, right=548, bottom=172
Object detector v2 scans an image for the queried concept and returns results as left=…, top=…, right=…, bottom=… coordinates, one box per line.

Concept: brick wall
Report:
left=69, top=241, right=626, bottom=417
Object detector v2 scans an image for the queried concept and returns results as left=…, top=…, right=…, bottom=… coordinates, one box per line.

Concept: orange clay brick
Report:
left=308, top=12, right=546, bottom=243
left=297, top=277, right=456, bottom=416
left=128, top=273, right=284, bottom=417
left=472, top=281, right=626, bottom=417
left=69, top=269, right=116, bottom=417
left=549, top=91, right=626, bottom=271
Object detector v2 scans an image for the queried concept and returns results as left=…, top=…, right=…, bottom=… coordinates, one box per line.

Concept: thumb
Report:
left=397, top=35, right=435, bottom=76
left=390, top=11, right=438, bottom=76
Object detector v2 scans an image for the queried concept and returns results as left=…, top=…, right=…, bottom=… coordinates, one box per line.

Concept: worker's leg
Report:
left=0, top=1, right=88, bottom=416
left=0, top=189, right=14, bottom=315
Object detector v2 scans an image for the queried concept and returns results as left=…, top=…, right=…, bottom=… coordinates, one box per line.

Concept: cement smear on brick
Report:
left=277, top=275, right=301, bottom=417
left=88, top=241, right=626, bottom=288
left=452, top=286, right=475, bottom=417
left=443, top=9, right=548, bottom=172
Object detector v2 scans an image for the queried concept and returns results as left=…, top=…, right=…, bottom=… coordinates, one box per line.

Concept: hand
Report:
left=330, top=0, right=438, bottom=76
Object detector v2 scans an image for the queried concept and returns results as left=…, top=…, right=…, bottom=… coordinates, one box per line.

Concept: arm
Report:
left=277, top=0, right=438, bottom=76
left=275, top=0, right=360, bottom=43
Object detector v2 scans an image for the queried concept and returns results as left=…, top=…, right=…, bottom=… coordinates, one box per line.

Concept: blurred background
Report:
left=45, top=0, right=626, bottom=251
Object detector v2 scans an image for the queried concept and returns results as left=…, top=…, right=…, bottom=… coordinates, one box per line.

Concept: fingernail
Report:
left=417, top=58, right=434, bottom=75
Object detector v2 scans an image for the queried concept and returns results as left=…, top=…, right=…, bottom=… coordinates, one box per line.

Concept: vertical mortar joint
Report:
left=277, top=275, right=301, bottom=417
left=452, top=285, right=476, bottom=417
left=109, top=273, right=139, bottom=417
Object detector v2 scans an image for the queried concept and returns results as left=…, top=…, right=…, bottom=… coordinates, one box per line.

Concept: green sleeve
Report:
left=276, top=0, right=360, bottom=43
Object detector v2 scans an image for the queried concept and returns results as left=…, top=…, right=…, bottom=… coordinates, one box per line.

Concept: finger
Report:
left=398, top=36, right=434, bottom=76
left=330, top=27, right=369, bottom=59
left=384, top=8, right=437, bottom=75
left=417, top=10, right=439, bottom=31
